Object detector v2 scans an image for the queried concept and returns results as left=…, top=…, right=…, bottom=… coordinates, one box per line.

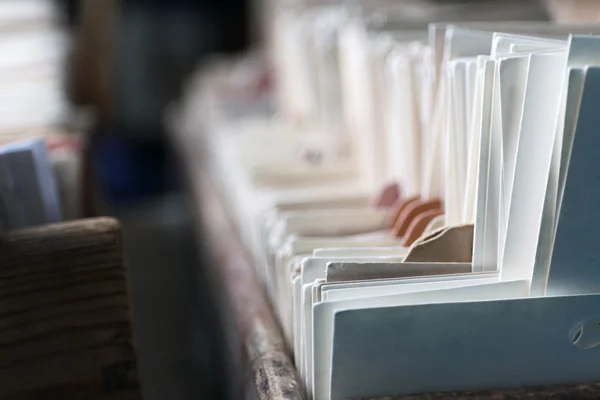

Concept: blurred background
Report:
left=0, top=0, right=597, bottom=399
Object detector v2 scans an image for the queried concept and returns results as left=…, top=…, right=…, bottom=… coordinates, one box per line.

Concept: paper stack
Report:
left=202, top=2, right=600, bottom=399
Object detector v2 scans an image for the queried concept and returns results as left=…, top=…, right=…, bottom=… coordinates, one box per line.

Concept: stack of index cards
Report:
left=202, top=2, right=600, bottom=399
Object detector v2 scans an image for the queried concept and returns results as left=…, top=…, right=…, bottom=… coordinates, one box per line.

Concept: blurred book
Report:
left=0, top=137, right=62, bottom=231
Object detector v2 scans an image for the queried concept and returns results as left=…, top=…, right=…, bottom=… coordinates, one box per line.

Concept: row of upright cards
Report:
left=204, top=7, right=600, bottom=400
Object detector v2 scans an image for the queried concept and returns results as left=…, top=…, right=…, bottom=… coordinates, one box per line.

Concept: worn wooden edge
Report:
left=170, top=92, right=305, bottom=399
left=192, top=171, right=305, bottom=400
left=1, top=217, right=121, bottom=245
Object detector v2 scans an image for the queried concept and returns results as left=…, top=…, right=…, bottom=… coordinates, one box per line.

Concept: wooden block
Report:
left=0, top=218, right=140, bottom=399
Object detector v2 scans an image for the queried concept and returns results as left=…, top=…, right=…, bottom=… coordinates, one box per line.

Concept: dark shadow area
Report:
left=55, top=0, right=252, bottom=398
